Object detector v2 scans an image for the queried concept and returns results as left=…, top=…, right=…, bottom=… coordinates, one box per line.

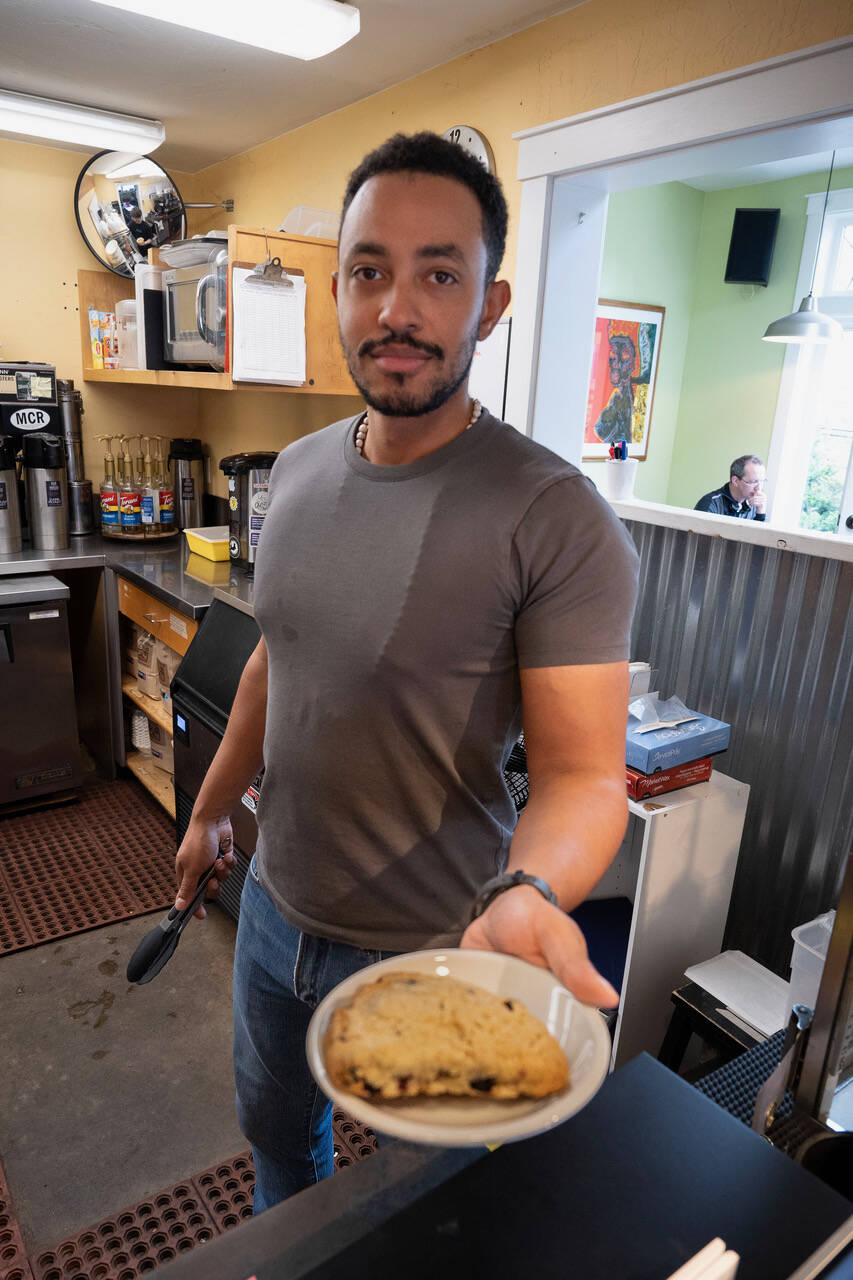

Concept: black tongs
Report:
left=126, top=862, right=219, bottom=985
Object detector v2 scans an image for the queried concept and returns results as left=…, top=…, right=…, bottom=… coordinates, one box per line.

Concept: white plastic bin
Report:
left=784, top=909, right=836, bottom=1024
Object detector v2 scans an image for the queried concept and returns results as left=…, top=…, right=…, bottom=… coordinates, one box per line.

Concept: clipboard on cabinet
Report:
left=230, top=259, right=307, bottom=385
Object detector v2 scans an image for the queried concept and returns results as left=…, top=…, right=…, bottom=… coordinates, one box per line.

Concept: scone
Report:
left=323, top=971, right=569, bottom=1101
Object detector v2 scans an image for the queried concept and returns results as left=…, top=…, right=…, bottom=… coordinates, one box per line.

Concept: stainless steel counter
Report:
left=0, top=534, right=256, bottom=619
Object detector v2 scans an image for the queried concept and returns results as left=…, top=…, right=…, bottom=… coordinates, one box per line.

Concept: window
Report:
left=770, top=193, right=853, bottom=535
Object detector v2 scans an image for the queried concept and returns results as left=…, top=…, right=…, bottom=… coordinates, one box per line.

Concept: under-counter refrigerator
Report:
left=0, top=574, right=82, bottom=805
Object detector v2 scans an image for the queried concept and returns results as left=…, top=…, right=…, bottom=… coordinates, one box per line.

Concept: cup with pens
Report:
left=602, top=439, right=638, bottom=501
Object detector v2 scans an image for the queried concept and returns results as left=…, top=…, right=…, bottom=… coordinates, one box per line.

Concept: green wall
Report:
left=667, top=165, right=853, bottom=509
left=593, top=163, right=853, bottom=509
left=589, top=181, right=704, bottom=500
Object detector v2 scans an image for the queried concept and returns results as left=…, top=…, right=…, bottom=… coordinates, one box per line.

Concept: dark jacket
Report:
left=695, top=483, right=765, bottom=521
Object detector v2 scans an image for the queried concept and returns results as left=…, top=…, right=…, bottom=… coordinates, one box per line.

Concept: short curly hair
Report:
left=340, top=131, right=508, bottom=284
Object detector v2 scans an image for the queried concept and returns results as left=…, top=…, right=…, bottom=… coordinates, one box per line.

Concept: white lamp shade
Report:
left=0, top=89, right=164, bottom=154
left=91, top=0, right=360, bottom=60
left=763, top=293, right=843, bottom=344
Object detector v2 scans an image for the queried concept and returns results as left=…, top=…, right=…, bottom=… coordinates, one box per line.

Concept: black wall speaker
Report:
left=724, top=208, right=781, bottom=286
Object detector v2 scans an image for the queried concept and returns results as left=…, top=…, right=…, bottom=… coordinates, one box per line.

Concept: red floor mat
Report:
left=21, top=1113, right=376, bottom=1280
left=0, top=781, right=175, bottom=956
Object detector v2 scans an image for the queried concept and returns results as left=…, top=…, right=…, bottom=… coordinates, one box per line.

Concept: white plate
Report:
left=306, top=949, right=611, bottom=1147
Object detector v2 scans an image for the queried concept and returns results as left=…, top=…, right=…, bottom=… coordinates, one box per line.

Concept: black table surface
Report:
left=154, top=1054, right=852, bottom=1280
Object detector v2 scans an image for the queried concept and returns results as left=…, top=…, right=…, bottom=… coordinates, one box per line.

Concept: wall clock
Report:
left=442, top=126, right=496, bottom=174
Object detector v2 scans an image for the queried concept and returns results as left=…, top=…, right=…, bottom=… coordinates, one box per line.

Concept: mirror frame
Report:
left=74, top=150, right=187, bottom=277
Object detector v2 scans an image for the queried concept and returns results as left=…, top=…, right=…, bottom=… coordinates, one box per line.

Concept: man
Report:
left=174, top=132, right=639, bottom=1212
left=124, top=206, right=156, bottom=248
left=695, top=455, right=767, bottom=520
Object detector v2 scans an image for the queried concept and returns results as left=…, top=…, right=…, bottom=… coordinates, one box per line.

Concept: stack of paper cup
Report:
left=602, top=457, right=638, bottom=501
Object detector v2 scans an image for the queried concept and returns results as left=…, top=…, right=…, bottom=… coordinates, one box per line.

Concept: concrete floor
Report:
left=0, top=903, right=245, bottom=1253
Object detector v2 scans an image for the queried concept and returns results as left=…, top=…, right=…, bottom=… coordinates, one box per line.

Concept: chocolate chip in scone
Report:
left=470, top=1076, right=496, bottom=1092
left=504, top=1000, right=514, bottom=1010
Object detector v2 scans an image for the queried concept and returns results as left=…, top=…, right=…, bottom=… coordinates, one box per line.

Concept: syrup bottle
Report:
left=98, top=436, right=120, bottom=536
left=118, top=436, right=143, bottom=537
left=153, top=436, right=175, bottom=533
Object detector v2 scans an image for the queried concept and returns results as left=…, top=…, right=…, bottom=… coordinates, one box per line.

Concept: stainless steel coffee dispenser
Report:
left=22, top=432, right=70, bottom=550
left=0, top=436, right=22, bottom=554
left=219, top=451, right=277, bottom=575
left=57, top=379, right=95, bottom=536
left=168, top=437, right=205, bottom=529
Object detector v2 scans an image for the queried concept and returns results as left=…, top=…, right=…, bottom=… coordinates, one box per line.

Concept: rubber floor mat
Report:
left=0, top=1160, right=33, bottom=1280
left=0, top=781, right=175, bottom=957
left=20, top=1114, right=375, bottom=1280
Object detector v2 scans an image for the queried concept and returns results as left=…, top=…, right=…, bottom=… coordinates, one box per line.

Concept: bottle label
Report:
left=159, top=488, right=174, bottom=525
left=0, top=481, right=6, bottom=511
left=120, top=491, right=142, bottom=526
left=181, top=477, right=195, bottom=500
left=45, top=480, right=62, bottom=508
left=141, top=494, right=155, bottom=524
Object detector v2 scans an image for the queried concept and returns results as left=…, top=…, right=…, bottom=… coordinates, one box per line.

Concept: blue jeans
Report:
left=233, top=856, right=399, bottom=1213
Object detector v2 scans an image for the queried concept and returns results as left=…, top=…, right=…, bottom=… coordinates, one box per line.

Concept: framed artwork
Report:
left=583, top=300, right=664, bottom=460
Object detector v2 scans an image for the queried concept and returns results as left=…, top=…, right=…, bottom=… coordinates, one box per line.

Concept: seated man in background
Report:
left=695, top=455, right=766, bottom=521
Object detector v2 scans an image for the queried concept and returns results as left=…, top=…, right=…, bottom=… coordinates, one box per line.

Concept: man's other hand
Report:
left=459, top=884, right=619, bottom=1008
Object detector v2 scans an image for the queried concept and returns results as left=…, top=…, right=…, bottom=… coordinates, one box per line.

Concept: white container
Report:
left=278, top=205, right=338, bottom=239
left=116, top=299, right=139, bottom=369
left=785, top=909, right=836, bottom=1024
left=599, top=457, right=638, bottom=501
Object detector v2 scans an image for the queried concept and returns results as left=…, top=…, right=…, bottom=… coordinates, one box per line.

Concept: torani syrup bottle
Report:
left=154, top=436, right=175, bottom=532
left=140, top=437, right=161, bottom=537
left=98, top=436, right=120, bottom=536
left=118, top=436, right=143, bottom=537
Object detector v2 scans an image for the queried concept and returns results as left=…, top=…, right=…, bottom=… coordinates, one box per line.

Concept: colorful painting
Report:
left=583, top=301, right=664, bottom=460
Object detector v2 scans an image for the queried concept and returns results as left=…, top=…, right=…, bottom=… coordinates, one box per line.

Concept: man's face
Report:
left=608, top=336, right=636, bottom=387
left=730, top=461, right=766, bottom=503
left=333, top=172, right=507, bottom=417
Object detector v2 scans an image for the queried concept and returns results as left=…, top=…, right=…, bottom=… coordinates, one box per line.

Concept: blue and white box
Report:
left=626, top=693, right=730, bottom=773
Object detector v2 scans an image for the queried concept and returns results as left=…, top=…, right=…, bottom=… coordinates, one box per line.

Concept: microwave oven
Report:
left=162, top=250, right=227, bottom=370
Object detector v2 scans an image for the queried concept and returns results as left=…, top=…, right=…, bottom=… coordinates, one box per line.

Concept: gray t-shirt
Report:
left=252, top=410, right=639, bottom=950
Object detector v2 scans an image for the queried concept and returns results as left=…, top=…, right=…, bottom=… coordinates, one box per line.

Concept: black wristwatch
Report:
left=469, top=870, right=558, bottom=922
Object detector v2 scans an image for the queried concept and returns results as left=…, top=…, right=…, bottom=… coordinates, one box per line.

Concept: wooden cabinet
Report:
left=117, top=576, right=198, bottom=655
left=78, top=224, right=355, bottom=395
left=117, top=575, right=194, bottom=819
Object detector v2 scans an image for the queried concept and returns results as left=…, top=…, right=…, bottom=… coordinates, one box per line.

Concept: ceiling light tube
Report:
left=0, top=89, right=165, bottom=153
left=91, top=0, right=360, bottom=60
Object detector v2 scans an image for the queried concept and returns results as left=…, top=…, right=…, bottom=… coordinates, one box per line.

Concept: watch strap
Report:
left=470, top=870, right=558, bottom=922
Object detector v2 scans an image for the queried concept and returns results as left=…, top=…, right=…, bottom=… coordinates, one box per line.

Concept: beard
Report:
left=340, top=325, right=479, bottom=418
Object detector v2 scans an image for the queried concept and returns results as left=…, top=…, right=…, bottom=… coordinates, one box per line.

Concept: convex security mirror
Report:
left=74, top=150, right=186, bottom=277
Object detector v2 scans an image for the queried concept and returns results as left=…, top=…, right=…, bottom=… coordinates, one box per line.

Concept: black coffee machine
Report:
left=219, top=452, right=278, bottom=575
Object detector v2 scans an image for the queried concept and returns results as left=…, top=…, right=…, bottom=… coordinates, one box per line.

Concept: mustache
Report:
left=358, top=333, right=444, bottom=360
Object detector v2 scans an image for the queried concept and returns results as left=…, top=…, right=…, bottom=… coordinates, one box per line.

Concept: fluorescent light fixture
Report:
left=105, top=158, right=165, bottom=180
left=0, top=89, right=164, bottom=153
left=91, top=0, right=360, bottom=60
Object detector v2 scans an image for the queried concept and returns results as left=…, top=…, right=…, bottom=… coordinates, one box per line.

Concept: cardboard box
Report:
left=626, top=756, right=713, bottom=800
left=626, top=694, right=730, bottom=772
left=148, top=722, right=174, bottom=774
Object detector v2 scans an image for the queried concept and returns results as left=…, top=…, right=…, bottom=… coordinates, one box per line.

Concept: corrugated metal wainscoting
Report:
left=625, top=520, right=853, bottom=976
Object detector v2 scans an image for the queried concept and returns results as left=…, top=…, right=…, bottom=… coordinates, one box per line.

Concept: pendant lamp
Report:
left=763, top=151, right=842, bottom=344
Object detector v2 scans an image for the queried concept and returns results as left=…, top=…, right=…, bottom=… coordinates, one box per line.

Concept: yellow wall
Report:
left=0, top=138, right=212, bottom=473
left=1, top=0, right=849, bottom=495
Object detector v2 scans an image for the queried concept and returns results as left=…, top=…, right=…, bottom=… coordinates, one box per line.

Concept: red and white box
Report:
left=626, top=756, right=713, bottom=800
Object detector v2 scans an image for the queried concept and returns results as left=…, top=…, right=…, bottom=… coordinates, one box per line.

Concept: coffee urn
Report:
left=22, top=432, right=70, bottom=550
left=168, top=437, right=205, bottom=529
left=0, top=436, right=22, bottom=553
left=56, top=379, right=95, bottom=536
left=219, top=451, right=277, bottom=575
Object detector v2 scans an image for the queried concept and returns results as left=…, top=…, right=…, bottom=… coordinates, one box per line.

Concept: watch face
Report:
left=442, top=126, right=495, bottom=174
